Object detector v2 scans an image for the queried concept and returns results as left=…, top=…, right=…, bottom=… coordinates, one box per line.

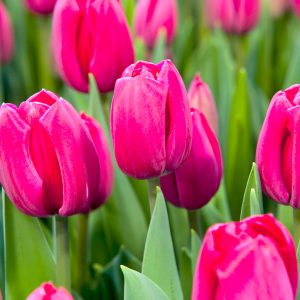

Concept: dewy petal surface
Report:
left=0, top=104, right=46, bottom=216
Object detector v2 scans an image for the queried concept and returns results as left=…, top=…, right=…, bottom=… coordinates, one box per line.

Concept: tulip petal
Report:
left=39, top=99, right=100, bottom=216
left=256, top=92, right=291, bottom=204
left=0, top=104, right=46, bottom=216
left=111, top=76, right=168, bottom=178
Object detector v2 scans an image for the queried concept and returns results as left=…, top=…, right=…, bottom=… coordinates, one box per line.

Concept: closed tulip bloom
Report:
left=205, top=0, right=261, bottom=34
left=135, top=0, right=178, bottom=49
left=160, top=110, right=222, bottom=210
left=27, top=282, right=73, bottom=300
left=111, top=59, right=192, bottom=179
left=0, top=2, right=14, bottom=63
left=256, top=85, right=300, bottom=208
left=25, top=0, right=57, bottom=14
left=192, top=214, right=298, bottom=300
left=188, top=74, right=218, bottom=135
left=0, top=90, right=113, bottom=217
left=291, top=0, right=300, bottom=17
left=52, top=0, right=134, bottom=93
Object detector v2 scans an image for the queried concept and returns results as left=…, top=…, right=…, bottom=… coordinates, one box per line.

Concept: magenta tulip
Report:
left=111, top=59, right=192, bottom=179
left=0, top=90, right=113, bottom=217
left=192, top=214, right=298, bottom=300
left=52, top=0, right=134, bottom=93
left=160, top=110, right=222, bottom=210
left=256, top=85, right=300, bottom=208
left=188, top=74, right=218, bottom=135
left=27, top=282, right=73, bottom=300
left=25, top=0, right=57, bottom=14
left=291, top=0, right=300, bottom=17
left=135, top=0, right=178, bottom=49
left=204, top=0, right=261, bottom=34
left=0, top=2, right=14, bottom=63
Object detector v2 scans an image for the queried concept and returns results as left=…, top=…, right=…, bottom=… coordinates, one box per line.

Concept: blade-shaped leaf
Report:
left=142, top=188, right=183, bottom=300
left=240, top=162, right=263, bottom=220
left=191, top=230, right=201, bottom=274
left=122, top=266, right=169, bottom=300
left=179, top=248, right=192, bottom=300
left=3, top=191, right=55, bottom=300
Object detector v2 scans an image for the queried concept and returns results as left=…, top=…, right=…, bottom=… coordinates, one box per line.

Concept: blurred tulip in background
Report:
left=111, top=59, right=192, bottom=179
left=0, top=1, right=14, bottom=64
left=0, top=90, right=113, bottom=217
left=160, top=109, right=222, bottom=210
left=27, top=282, right=73, bottom=300
left=25, top=0, right=57, bottom=15
left=52, top=0, right=134, bottom=93
left=192, top=214, right=298, bottom=300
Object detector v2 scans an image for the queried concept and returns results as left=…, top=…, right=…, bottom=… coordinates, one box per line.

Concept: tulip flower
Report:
left=25, top=0, right=57, bottom=15
left=204, top=0, right=261, bottom=34
left=0, top=2, right=14, bottom=63
left=291, top=0, right=300, bottom=17
left=52, top=0, right=134, bottom=93
left=0, top=90, right=113, bottom=217
left=135, top=0, right=178, bottom=49
left=111, top=59, right=192, bottom=179
left=256, top=85, right=300, bottom=208
left=269, top=0, right=290, bottom=17
left=160, top=110, right=222, bottom=210
left=192, top=214, right=298, bottom=300
left=27, top=282, right=73, bottom=300
left=188, top=74, right=218, bottom=135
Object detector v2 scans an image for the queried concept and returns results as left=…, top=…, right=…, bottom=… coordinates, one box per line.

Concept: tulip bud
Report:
left=134, top=0, right=178, bottom=49
left=25, top=0, right=57, bottom=15
left=0, top=2, right=14, bottom=64
left=27, top=282, right=73, bottom=300
left=269, top=0, right=290, bottom=18
left=192, top=214, right=298, bottom=300
left=0, top=90, right=113, bottom=217
left=111, top=59, right=192, bottom=179
left=160, top=110, right=222, bottom=210
left=291, top=0, right=300, bottom=18
left=256, top=85, right=300, bottom=208
left=52, top=0, right=134, bottom=93
left=188, top=74, right=218, bottom=135
left=204, top=0, right=261, bottom=35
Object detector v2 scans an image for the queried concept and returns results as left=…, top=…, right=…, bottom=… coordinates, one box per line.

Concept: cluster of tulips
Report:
left=2, top=0, right=300, bottom=299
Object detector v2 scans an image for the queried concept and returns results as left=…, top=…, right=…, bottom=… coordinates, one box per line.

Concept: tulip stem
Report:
left=293, top=210, right=300, bottom=244
left=73, top=214, right=89, bottom=292
left=188, top=210, right=201, bottom=236
left=54, top=216, right=70, bottom=291
left=147, top=179, right=159, bottom=214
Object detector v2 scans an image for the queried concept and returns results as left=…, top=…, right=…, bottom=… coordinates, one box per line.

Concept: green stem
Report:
left=188, top=210, right=201, bottom=236
left=73, top=214, right=89, bottom=292
left=294, top=210, right=300, bottom=243
left=147, top=179, right=159, bottom=214
left=54, top=216, right=70, bottom=290
left=100, top=93, right=111, bottom=124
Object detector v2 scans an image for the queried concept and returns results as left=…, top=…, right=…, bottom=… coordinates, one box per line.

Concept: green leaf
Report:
left=152, top=30, right=167, bottom=63
left=225, top=69, right=254, bottom=220
left=3, top=191, right=55, bottom=300
left=87, top=75, right=148, bottom=259
left=122, top=266, right=169, bottom=300
left=179, top=248, right=192, bottom=300
left=190, top=230, right=201, bottom=274
left=142, top=188, right=183, bottom=300
left=240, top=163, right=263, bottom=220
left=277, top=204, right=294, bottom=234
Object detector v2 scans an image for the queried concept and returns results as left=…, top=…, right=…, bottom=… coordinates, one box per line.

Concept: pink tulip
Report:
left=111, top=59, right=192, bottom=179
left=27, top=282, right=73, bottom=300
left=0, top=90, right=113, bottom=217
left=160, top=110, right=222, bottom=210
left=0, top=2, right=14, bottom=63
left=192, top=214, right=298, bottom=300
left=205, top=0, right=261, bottom=34
left=25, top=0, right=57, bottom=14
left=291, top=0, right=300, bottom=17
left=135, top=0, right=178, bottom=49
left=188, top=74, right=218, bottom=135
left=52, top=0, right=134, bottom=93
left=269, top=0, right=290, bottom=17
left=256, top=85, right=300, bottom=208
